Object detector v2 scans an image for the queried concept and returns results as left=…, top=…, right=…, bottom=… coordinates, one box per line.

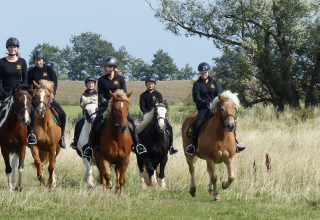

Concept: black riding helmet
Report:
left=101, top=56, right=118, bottom=67
left=198, top=62, right=211, bottom=73
left=6, top=37, right=20, bottom=48
left=145, top=76, right=157, bottom=85
left=85, top=76, right=96, bottom=85
left=33, top=51, right=45, bottom=59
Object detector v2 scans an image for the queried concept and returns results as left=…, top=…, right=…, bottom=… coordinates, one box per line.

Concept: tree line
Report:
left=146, top=0, right=320, bottom=110
left=28, top=32, right=196, bottom=82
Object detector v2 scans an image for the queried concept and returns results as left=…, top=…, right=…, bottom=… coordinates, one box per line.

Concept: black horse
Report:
left=137, top=101, right=170, bottom=189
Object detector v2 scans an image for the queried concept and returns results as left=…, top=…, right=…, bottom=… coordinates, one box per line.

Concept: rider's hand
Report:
left=101, top=98, right=108, bottom=107
left=204, top=101, right=211, bottom=108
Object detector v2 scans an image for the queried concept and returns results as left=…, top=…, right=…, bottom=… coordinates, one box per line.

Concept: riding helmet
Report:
left=85, top=76, right=97, bottom=85
left=101, top=56, right=118, bottom=67
left=6, top=37, right=20, bottom=48
left=198, top=62, right=211, bottom=73
left=33, top=51, right=45, bottom=59
left=145, top=76, right=157, bottom=85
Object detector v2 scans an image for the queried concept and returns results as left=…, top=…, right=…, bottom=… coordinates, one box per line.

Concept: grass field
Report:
left=0, top=103, right=320, bottom=219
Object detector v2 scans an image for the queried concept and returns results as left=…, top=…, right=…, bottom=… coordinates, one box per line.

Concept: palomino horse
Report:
left=94, top=89, right=133, bottom=196
left=182, top=91, right=240, bottom=201
left=76, top=95, right=98, bottom=188
left=137, top=101, right=169, bottom=189
left=0, top=84, right=33, bottom=192
left=29, top=80, right=61, bottom=188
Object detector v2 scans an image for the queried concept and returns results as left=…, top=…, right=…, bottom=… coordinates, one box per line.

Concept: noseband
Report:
left=215, top=100, right=237, bottom=126
left=35, top=87, right=52, bottom=113
left=153, top=104, right=167, bottom=131
left=11, top=91, right=31, bottom=120
left=108, top=98, right=129, bottom=133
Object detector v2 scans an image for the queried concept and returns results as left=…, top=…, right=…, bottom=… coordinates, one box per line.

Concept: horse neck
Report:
left=83, top=119, right=91, bottom=132
left=36, top=108, right=53, bottom=127
left=211, top=114, right=233, bottom=139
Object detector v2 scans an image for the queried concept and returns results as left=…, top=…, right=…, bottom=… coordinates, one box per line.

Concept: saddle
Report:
left=50, top=105, right=61, bottom=127
left=186, top=112, right=213, bottom=139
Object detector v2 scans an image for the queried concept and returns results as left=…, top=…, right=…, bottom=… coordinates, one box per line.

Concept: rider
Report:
left=185, top=62, right=246, bottom=155
left=70, top=76, right=98, bottom=149
left=0, top=37, right=27, bottom=105
left=87, top=56, right=147, bottom=157
left=139, top=76, right=178, bottom=155
left=27, top=51, right=67, bottom=149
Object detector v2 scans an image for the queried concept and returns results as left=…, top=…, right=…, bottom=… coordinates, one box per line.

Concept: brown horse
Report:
left=29, top=80, right=61, bottom=188
left=0, top=84, right=33, bottom=192
left=182, top=90, right=240, bottom=201
left=94, top=89, right=133, bottom=196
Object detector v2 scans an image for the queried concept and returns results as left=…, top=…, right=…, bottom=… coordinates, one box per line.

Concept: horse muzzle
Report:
left=19, top=117, right=31, bottom=126
left=118, top=124, right=128, bottom=133
left=225, top=121, right=235, bottom=132
left=37, top=108, right=46, bottom=117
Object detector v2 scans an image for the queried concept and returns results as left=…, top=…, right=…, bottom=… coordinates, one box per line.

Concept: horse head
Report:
left=109, top=90, right=132, bottom=133
left=214, top=91, right=239, bottom=132
left=11, top=84, right=33, bottom=126
left=80, top=95, right=98, bottom=123
left=153, top=100, right=168, bottom=133
left=33, top=80, right=54, bottom=117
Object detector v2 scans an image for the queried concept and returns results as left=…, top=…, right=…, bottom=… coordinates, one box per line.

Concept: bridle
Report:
left=108, top=98, right=129, bottom=133
left=35, top=87, right=52, bottom=113
left=215, top=100, right=237, bottom=126
left=10, top=91, right=31, bottom=121
left=81, top=102, right=98, bottom=123
left=153, top=103, right=167, bottom=131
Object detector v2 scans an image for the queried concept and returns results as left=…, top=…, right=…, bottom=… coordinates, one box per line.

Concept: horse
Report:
left=76, top=94, right=98, bottom=188
left=0, top=84, right=33, bottom=192
left=137, top=101, right=169, bottom=189
left=93, top=89, right=133, bottom=196
left=29, top=80, right=61, bottom=188
left=181, top=91, right=240, bottom=201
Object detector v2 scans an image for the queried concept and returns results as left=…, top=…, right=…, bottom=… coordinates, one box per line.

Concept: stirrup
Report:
left=169, top=146, right=178, bottom=155
left=236, top=143, right=246, bottom=153
left=136, top=144, right=147, bottom=154
left=27, top=133, right=37, bottom=145
left=185, top=144, right=195, bottom=155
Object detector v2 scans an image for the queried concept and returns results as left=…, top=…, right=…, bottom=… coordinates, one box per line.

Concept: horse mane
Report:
left=80, top=94, right=98, bottom=107
left=38, top=80, right=54, bottom=93
left=103, top=89, right=130, bottom=119
left=209, top=90, right=240, bottom=113
left=12, top=84, right=34, bottom=97
left=137, top=109, right=154, bottom=133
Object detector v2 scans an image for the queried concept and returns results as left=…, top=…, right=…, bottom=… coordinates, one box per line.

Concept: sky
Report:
left=0, top=0, right=221, bottom=73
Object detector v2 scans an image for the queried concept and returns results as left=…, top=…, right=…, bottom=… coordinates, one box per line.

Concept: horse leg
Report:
left=207, top=160, right=220, bottom=201
left=186, top=155, right=197, bottom=197
left=15, top=146, right=26, bottom=192
left=222, top=158, right=235, bottom=190
left=118, top=158, right=129, bottom=197
left=100, top=158, right=112, bottom=192
left=158, top=155, right=168, bottom=189
left=146, top=158, right=156, bottom=187
left=137, top=155, right=147, bottom=189
left=30, top=145, right=45, bottom=188
left=83, top=157, right=94, bottom=189
left=115, top=166, right=120, bottom=195
left=11, top=153, right=20, bottom=192
left=47, top=149, right=57, bottom=188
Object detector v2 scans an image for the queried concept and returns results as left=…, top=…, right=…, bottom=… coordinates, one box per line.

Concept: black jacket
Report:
left=139, top=90, right=163, bottom=114
left=192, top=76, right=223, bottom=110
left=28, top=64, right=58, bottom=95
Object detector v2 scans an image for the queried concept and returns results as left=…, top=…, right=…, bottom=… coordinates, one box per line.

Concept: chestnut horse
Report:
left=0, top=84, right=33, bottom=192
left=94, top=89, right=133, bottom=196
left=182, top=91, right=240, bottom=201
left=29, top=80, right=61, bottom=188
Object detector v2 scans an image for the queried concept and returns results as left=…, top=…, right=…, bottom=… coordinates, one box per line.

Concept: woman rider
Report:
left=139, top=76, right=178, bottom=155
left=27, top=51, right=67, bottom=149
left=0, top=37, right=27, bottom=104
left=70, top=76, right=98, bottom=149
left=87, top=56, right=147, bottom=157
left=185, top=62, right=246, bottom=155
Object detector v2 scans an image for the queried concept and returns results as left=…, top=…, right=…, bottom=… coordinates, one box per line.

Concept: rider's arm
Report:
left=21, top=59, right=27, bottom=84
left=214, top=81, right=223, bottom=95
left=192, top=82, right=206, bottom=109
left=48, top=65, right=58, bottom=96
left=139, top=93, right=147, bottom=114
left=0, top=65, right=3, bottom=93
left=97, top=79, right=105, bottom=103
left=120, top=76, right=127, bottom=93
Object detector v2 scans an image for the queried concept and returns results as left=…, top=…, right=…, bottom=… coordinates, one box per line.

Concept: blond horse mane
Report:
left=137, top=109, right=154, bottom=133
left=209, top=90, right=240, bottom=113
left=38, top=79, right=55, bottom=99
left=80, top=94, right=98, bottom=108
left=103, top=89, right=130, bottom=119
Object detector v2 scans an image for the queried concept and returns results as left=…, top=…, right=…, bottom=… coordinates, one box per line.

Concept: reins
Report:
left=10, top=91, right=32, bottom=120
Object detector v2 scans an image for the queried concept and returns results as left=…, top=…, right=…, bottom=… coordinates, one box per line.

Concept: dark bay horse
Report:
left=137, top=101, right=169, bottom=189
left=94, top=89, right=133, bottom=196
left=29, top=80, right=61, bottom=188
left=181, top=91, right=240, bottom=201
left=0, top=84, right=33, bottom=192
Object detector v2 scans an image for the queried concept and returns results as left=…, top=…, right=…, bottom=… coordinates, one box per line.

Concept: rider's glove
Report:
left=204, top=101, right=211, bottom=108
left=101, top=98, right=109, bottom=107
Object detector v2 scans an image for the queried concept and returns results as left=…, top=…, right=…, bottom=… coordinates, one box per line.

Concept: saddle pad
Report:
left=50, top=106, right=61, bottom=127
left=186, top=122, right=206, bottom=139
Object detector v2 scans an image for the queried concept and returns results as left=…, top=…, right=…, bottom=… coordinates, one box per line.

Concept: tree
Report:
left=176, top=64, right=196, bottom=80
left=151, top=49, right=179, bottom=80
left=146, top=0, right=320, bottom=110
left=126, top=57, right=152, bottom=81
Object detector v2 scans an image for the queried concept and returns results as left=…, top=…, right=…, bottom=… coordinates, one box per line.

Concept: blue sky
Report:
left=0, top=0, right=221, bottom=72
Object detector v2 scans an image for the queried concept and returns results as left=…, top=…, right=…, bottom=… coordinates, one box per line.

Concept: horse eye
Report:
left=221, top=107, right=225, bottom=112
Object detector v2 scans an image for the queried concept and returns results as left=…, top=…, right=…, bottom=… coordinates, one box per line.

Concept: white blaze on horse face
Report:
left=121, top=102, right=123, bottom=108
left=40, top=90, right=46, bottom=109
left=24, top=94, right=30, bottom=122
left=157, top=106, right=166, bottom=129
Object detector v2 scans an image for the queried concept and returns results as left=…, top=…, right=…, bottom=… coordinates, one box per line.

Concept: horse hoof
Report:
left=106, top=181, right=113, bottom=189
left=49, top=182, right=57, bottom=188
left=189, top=188, right=197, bottom=197
left=222, top=181, right=229, bottom=190
left=208, top=189, right=213, bottom=196
left=86, top=184, right=95, bottom=189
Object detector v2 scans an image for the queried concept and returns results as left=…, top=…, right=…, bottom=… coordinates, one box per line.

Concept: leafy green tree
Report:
left=151, top=49, right=179, bottom=80
left=126, top=57, right=152, bottom=81
left=176, top=64, right=196, bottom=80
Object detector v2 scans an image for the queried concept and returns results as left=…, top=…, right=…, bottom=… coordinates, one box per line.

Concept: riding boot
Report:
left=236, top=138, right=246, bottom=153
left=87, top=113, right=104, bottom=155
left=185, top=132, right=197, bottom=155
left=166, top=127, right=178, bottom=155
left=70, top=117, right=85, bottom=149
left=27, top=113, right=37, bottom=145
left=132, top=125, right=147, bottom=155
left=59, top=115, right=67, bottom=149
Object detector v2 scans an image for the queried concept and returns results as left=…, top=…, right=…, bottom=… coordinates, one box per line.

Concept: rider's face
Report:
left=103, top=65, right=114, bottom=74
left=200, top=71, right=209, bottom=80
left=86, top=81, right=95, bottom=90
left=146, top=81, right=155, bottom=90
left=34, top=59, right=44, bottom=68
left=7, top=45, right=18, bottom=56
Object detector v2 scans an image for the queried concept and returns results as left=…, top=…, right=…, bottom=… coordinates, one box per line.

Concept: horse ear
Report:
left=218, top=93, right=222, bottom=101
left=127, top=91, right=133, bottom=98
left=33, top=80, right=40, bottom=89
left=163, top=100, right=168, bottom=107
left=29, top=84, right=33, bottom=90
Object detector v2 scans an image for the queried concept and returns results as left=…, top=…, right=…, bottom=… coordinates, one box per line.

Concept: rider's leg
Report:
left=165, top=119, right=178, bottom=155
left=127, top=115, right=147, bottom=155
left=87, top=112, right=104, bottom=156
left=51, top=100, right=67, bottom=149
left=27, top=99, right=37, bottom=144
left=70, top=116, right=85, bottom=149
